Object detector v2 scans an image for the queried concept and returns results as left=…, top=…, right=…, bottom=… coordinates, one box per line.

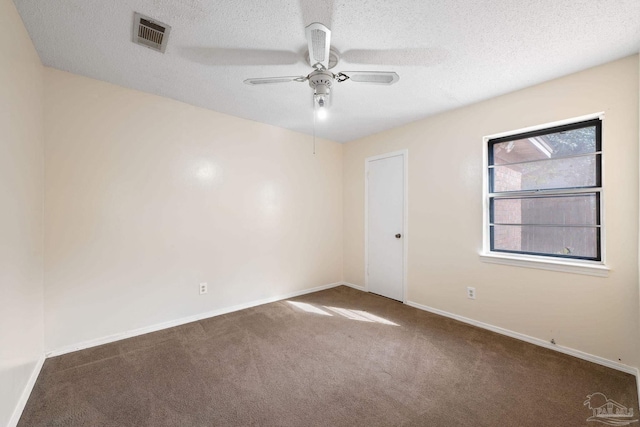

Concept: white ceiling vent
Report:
left=132, top=12, right=171, bottom=53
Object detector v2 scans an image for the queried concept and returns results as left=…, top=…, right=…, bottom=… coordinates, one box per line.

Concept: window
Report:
left=485, top=118, right=602, bottom=262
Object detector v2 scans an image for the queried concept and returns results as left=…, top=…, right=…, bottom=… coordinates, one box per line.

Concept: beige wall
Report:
left=44, top=68, right=343, bottom=352
left=344, top=55, right=640, bottom=368
left=0, top=0, right=44, bottom=424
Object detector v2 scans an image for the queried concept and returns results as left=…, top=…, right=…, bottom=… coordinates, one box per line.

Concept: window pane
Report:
left=491, top=225, right=598, bottom=259
left=492, top=194, right=598, bottom=225
left=491, top=125, right=597, bottom=165
left=491, top=154, right=599, bottom=192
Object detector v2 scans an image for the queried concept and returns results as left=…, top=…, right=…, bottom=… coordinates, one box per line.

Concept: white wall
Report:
left=0, top=0, right=44, bottom=424
left=343, top=55, right=640, bottom=369
left=44, top=68, right=343, bottom=352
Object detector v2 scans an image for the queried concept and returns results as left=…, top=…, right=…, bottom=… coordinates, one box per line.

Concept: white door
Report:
left=366, top=152, right=405, bottom=301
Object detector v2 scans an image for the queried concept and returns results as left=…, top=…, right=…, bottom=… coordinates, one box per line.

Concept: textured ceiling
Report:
left=13, top=0, right=640, bottom=143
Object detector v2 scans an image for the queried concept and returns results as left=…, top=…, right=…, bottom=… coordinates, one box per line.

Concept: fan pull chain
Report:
left=312, top=105, right=316, bottom=155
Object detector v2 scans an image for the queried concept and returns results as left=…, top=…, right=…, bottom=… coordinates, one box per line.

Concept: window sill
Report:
left=479, top=252, right=610, bottom=277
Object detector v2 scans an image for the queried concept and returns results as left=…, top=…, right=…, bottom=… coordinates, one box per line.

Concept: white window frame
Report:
left=480, top=112, right=609, bottom=277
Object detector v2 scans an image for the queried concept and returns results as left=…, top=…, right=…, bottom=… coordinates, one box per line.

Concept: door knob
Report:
left=395, top=234, right=402, bottom=239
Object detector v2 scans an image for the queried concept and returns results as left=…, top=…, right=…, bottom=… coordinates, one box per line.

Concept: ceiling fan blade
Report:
left=243, top=76, right=307, bottom=85
left=180, top=47, right=300, bottom=66
left=341, top=48, right=448, bottom=67
left=305, top=22, right=331, bottom=69
left=338, top=71, right=399, bottom=85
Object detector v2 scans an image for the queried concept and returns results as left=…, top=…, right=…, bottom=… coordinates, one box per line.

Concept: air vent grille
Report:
left=133, top=13, right=171, bottom=53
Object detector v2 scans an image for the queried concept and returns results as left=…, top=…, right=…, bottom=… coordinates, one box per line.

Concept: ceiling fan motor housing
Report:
left=309, top=70, right=333, bottom=107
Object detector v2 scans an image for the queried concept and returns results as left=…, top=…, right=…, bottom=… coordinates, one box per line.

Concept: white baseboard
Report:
left=8, top=355, right=45, bottom=427
left=405, top=300, right=637, bottom=376
left=342, top=282, right=366, bottom=291
left=47, top=282, right=343, bottom=358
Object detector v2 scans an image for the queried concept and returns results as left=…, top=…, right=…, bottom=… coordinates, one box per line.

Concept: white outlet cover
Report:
left=467, top=287, right=476, bottom=299
left=199, top=282, right=208, bottom=294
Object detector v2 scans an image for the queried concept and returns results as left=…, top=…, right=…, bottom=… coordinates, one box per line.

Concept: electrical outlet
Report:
left=467, top=287, right=476, bottom=299
left=199, top=283, right=208, bottom=295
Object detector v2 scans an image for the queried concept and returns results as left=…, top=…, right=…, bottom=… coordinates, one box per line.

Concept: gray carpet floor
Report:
left=19, top=286, right=638, bottom=426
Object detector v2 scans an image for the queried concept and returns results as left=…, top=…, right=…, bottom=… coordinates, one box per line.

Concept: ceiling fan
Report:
left=243, top=23, right=399, bottom=118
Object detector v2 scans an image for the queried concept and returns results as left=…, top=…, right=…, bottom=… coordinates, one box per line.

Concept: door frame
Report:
left=364, top=149, right=408, bottom=303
